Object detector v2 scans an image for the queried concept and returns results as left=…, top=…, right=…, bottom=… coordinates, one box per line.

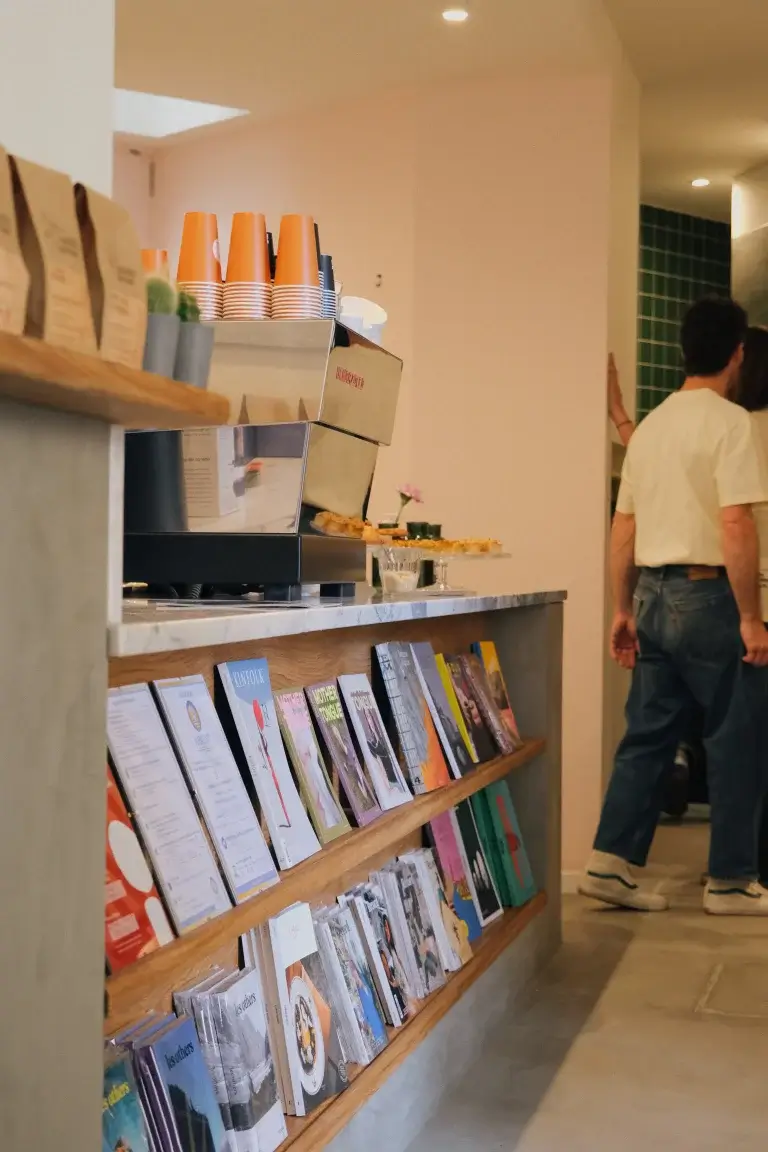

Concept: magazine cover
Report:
left=216, top=659, right=321, bottom=869
left=154, top=675, right=280, bottom=904
left=445, top=657, right=497, bottom=763
left=394, top=860, right=446, bottom=996
left=486, top=780, right=538, bottom=905
left=458, top=654, right=517, bottom=756
left=107, top=683, right=232, bottom=936
left=435, top=654, right=479, bottom=765
left=105, top=763, right=174, bottom=974
left=103, top=1051, right=152, bottom=1152
left=274, top=689, right=350, bottom=844
left=351, top=885, right=411, bottom=1026
left=306, top=681, right=381, bottom=827
left=454, top=800, right=503, bottom=926
left=471, top=641, right=523, bottom=749
left=338, top=674, right=413, bottom=811
left=187, top=986, right=238, bottom=1152
left=377, top=868, right=424, bottom=1000
left=410, top=642, right=474, bottom=778
left=314, top=914, right=366, bottom=1066
left=329, top=907, right=388, bottom=1062
left=420, top=846, right=473, bottom=966
left=470, top=791, right=513, bottom=906
left=147, top=1016, right=230, bottom=1152
left=373, top=643, right=451, bottom=793
left=427, top=811, right=483, bottom=944
left=269, top=904, right=349, bottom=1117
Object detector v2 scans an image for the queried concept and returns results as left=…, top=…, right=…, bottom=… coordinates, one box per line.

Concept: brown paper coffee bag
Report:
left=75, top=184, right=147, bottom=368
left=0, top=147, right=29, bottom=335
left=10, top=155, right=97, bottom=354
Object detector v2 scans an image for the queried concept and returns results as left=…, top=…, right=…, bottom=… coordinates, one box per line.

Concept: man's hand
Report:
left=608, top=353, right=625, bottom=424
left=610, top=611, right=639, bottom=669
left=740, top=617, right=768, bottom=666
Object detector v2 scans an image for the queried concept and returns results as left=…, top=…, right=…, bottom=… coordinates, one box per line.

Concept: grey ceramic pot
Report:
left=143, top=313, right=180, bottom=377
left=173, top=321, right=214, bottom=389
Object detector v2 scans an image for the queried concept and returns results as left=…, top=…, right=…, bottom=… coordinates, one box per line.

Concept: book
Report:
left=216, top=659, right=321, bottom=869
left=470, top=791, right=513, bottom=906
left=444, top=656, right=497, bottom=763
left=107, top=683, right=232, bottom=936
left=105, top=763, right=174, bottom=973
left=435, top=654, right=479, bottom=765
left=338, top=674, right=413, bottom=811
left=454, top=800, right=503, bottom=926
left=471, top=641, right=523, bottom=748
left=486, top=780, right=538, bottom=905
left=305, top=681, right=381, bottom=827
left=410, top=642, right=474, bottom=778
left=459, top=654, right=517, bottom=756
left=213, top=968, right=288, bottom=1152
left=140, top=1016, right=230, bottom=1152
left=373, top=642, right=451, bottom=793
left=427, top=811, right=483, bottom=944
left=268, top=903, right=349, bottom=1117
left=274, top=689, right=350, bottom=844
left=103, top=1050, right=152, bottom=1152
left=330, top=905, right=389, bottom=1062
left=393, top=859, right=446, bottom=996
left=255, top=925, right=296, bottom=1115
left=154, top=675, right=280, bottom=904
left=350, top=883, right=411, bottom=1026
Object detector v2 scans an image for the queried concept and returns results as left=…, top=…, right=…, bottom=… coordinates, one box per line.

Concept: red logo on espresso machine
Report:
left=335, top=366, right=365, bottom=391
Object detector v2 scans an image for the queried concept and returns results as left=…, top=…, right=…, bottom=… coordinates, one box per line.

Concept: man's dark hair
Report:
left=680, top=297, right=747, bottom=377
left=736, top=326, right=768, bottom=412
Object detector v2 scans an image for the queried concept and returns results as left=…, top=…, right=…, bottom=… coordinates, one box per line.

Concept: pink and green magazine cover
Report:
left=275, top=689, right=350, bottom=844
left=305, top=680, right=382, bottom=827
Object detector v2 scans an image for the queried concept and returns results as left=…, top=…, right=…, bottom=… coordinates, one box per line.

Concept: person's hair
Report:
left=736, top=326, right=768, bottom=412
left=680, top=297, right=747, bottom=377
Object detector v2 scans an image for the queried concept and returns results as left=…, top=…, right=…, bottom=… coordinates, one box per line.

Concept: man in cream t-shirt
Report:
left=581, top=298, right=768, bottom=915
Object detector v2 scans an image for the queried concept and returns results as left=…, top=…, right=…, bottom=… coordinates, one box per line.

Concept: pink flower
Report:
left=398, top=484, right=423, bottom=504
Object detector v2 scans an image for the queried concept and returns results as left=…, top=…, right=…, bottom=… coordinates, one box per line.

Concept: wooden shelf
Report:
left=283, top=893, right=547, bottom=1151
left=0, top=330, right=231, bottom=427
left=106, top=737, right=545, bottom=1031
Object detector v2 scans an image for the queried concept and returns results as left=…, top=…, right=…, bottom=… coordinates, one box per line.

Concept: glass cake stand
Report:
left=421, top=551, right=511, bottom=594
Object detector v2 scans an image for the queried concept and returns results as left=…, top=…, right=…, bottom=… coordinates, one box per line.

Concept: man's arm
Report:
left=608, top=354, right=635, bottom=447
left=609, top=511, right=639, bottom=668
left=720, top=504, right=768, bottom=665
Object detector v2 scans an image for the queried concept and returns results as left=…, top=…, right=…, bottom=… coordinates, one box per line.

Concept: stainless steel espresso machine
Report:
left=123, top=319, right=402, bottom=599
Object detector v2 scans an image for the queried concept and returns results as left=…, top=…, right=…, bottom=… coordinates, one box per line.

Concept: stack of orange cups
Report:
left=272, top=214, right=322, bottom=319
left=141, top=249, right=170, bottom=278
left=176, top=212, right=223, bottom=320
left=224, top=212, right=272, bottom=320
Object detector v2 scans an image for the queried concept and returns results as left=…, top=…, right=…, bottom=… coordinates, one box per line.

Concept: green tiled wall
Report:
left=637, top=205, right=731, bottom=419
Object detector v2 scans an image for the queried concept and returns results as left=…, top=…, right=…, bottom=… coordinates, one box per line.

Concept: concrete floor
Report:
left=406, top=821, right=768, bottom=1151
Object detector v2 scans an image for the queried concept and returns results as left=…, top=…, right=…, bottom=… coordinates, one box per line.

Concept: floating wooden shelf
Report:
left=283, top=893, right=547, bottom=1151
left=106, top=737, right=545, bottom=1031
left=0, top=329, right=231, bottom=427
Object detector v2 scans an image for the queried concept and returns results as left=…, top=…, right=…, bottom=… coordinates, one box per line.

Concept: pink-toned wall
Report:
left=114, top=67, right=638, bottom=872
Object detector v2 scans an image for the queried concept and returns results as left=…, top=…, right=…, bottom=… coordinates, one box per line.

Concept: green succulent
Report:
left=177, top=289, right=201, bottom=323
left=146, top=276, right=178, bottom=315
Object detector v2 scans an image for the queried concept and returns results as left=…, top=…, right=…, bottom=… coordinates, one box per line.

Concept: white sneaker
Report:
left=704, top=879, right=768, bottom=915
left=578, top=850, right=669, bottom=912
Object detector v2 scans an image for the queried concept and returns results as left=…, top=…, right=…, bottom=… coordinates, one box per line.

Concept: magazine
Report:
left=486, top=780, right=538, bottom=905
left=306, top=681, right=381, bottom=826
left=274, top=689, right=349, bottom=844
left=338, top=674, right=413, bottom=811
left=393, top=860, right=445, bottom=996
left=410, top=642, right=474, bottom=778
left=102, top=1051, right=152, bottom=1152
left=329, top=906, right=388, bottom=1062
left=454, top=800, right=503, bottom=925
left=470, top=791, right=513, bottom=906
left=373, top=642, right=451, bottom=793
left=435, top=654, right=479, bottom=764
left=459, top=654, right=517, bottom=756
left=350, top=884, right=410, bottom=1026
left=445, top=656, right=497, bottom=763
left=471, top=641, right=523, bottom=748
left=143, top=1016, right=230, bottom=1152
left=427, top=811, right=483, bottom=944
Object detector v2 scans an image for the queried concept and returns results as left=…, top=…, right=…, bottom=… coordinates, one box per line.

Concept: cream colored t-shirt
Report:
left=747, top=409, right=768, bottom=619
left=616, top=389, right=768, bottom=567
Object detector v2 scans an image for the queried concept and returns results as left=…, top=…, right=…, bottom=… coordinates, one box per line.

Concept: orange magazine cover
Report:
left=373, top=641, right=451, bottom=793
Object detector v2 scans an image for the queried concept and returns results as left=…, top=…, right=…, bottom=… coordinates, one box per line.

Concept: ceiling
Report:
left=115, top=0, right=768, bottom=222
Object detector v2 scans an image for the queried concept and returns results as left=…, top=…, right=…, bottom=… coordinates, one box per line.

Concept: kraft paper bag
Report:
left=11, top=154, right=97, bottom=354
left=0, top=146, right=29, bottom=335
left=75, top=183, right=147, bottom=369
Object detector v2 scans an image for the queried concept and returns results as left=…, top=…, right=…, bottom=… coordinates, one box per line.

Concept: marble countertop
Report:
left=109, top=589, right=566, bottom=658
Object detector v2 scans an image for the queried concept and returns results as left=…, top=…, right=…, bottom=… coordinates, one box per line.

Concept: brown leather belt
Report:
left=686, top=565, right=725, bottom=581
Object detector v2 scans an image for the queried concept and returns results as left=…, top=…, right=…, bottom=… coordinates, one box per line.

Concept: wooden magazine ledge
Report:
left=105, top=737, right=546, bottom=1032
left=0, top=329, right=230, bottom=427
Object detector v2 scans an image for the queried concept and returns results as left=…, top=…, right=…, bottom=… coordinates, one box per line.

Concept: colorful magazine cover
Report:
left=471, top=641, right=523, bottom=748
left=394, top=859, right=446, bottom=996
left=410, top=642, right=474, bottom=778
left=327, top=907, right=388, bottom=1062
left=146, top=1016, right=230, bottom=1152
left=373, top=642, right=451, bottom=793
left=470, top=791, right=513, bottom=906
left=454, top=800, right=504, bottom=926
left=352, top=883, right=412, bottom=1025
left=426, top=811, right=483, bottom=944
left=305, top=681, right=381, bottom=827
left=216, top=659, right=321, bottom=869
left=338, top=674, right=413, bottom=811
left=445, top=656, right=497, bottom=763
left=458, top=654, right=517, bottom=756
left=486, top=780, right=538, bottom=905
left=102, top=1051, right=152, bottom=1152
left=274, top=689, right=349, bottom=844
left=105, top=763, right=174, bottom=973
left=435, top=654, right=479, bottom=765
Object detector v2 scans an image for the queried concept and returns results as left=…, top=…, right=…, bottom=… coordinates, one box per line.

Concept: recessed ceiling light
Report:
left=442, top=8, right=470, bottom=22
left=691, top=178, right=711, bottom=188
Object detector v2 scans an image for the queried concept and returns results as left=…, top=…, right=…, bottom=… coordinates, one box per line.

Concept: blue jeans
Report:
left=594, top=567, right=768, bottom=880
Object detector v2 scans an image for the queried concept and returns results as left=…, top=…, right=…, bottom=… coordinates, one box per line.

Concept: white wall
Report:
left=112, top=142, right=153, bottom=245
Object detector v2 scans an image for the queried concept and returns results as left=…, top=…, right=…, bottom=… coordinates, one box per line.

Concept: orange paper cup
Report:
left=141, top=248, right=169, bottom=276
left=227, top=212, right=270, bottom=283
left=177, top=212, right=222, bottom=284
left=274, top=214, right=320, bottom=287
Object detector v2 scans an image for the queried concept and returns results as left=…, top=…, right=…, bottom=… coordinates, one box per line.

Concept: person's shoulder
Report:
left=712, top=394, right=753, bottom=433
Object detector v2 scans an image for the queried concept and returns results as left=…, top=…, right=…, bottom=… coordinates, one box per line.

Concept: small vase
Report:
left=143, top=313, right=180, bottom=378
left=173, top=321, right=214, bottom=389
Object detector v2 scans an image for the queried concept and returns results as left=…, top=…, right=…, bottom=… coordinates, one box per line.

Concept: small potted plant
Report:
left=173, top=289, right=215, bottom=389
left=142, top=276, right=180, bottom=377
